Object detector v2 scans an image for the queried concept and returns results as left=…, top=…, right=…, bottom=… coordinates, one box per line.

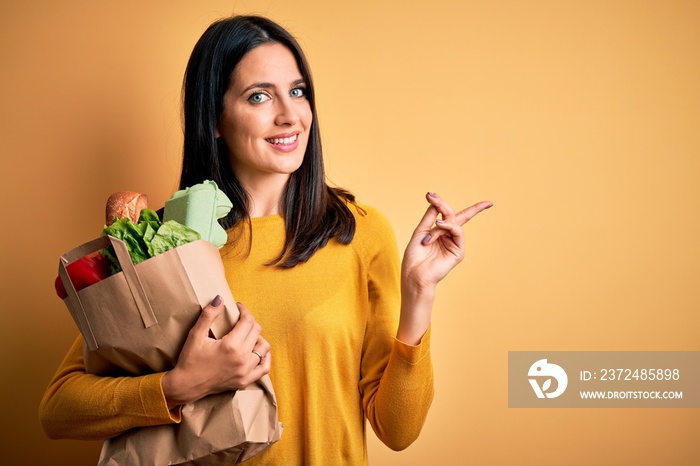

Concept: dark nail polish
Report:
left=422, top=234, right=431, bottom=244
left=212, top=295, right=222, bottom=307
left=428, top=192, right=438, bottom=198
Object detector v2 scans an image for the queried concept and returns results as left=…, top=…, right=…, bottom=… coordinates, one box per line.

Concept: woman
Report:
left=39, top=15, right=492, bottom=464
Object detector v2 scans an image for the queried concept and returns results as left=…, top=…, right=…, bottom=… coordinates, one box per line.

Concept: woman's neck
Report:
left=239, top=174, right=289, bottom=218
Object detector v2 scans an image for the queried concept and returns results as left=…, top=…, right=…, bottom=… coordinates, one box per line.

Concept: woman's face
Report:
left=217, top=43, right=312, bottom=186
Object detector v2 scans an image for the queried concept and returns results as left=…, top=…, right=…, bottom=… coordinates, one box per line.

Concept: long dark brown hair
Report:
left=179, top=15, right=356, bottom=267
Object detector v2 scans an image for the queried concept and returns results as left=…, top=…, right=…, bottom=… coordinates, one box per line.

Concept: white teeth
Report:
left=267, top=134, right=297, bottom=145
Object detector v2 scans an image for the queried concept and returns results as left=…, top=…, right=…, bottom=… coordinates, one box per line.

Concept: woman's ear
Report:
left=214, top=126, right=220, bottom=138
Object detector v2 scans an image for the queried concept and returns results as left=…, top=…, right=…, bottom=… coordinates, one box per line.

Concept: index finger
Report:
left=414, top=203, right=439, bottom=234
left=455, top=201, right=494, bottom=225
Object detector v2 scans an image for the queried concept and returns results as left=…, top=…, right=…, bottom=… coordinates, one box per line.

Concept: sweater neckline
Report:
left=248, top=214, right=284, bottom=227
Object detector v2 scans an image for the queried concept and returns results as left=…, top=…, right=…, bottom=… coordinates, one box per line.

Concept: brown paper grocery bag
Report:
left=98, top=377, right=283, bottom=466
left=57, top=235, right=282, bottom=463
left=59, top=236, right=238, bottom=375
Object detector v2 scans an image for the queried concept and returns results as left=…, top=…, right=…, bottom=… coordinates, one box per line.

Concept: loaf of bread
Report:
left=105, top=191, right=148, bottom=225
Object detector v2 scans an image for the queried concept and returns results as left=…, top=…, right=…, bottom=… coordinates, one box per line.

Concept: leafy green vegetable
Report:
left=147, top=220, right=201, bottom=257
left=100, top=209, right=201, bottom=274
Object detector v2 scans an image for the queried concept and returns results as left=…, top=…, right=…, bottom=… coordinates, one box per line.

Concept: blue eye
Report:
left=290, top=87, right=305, bottom=98
left=248, top=92, right=269, bottom=104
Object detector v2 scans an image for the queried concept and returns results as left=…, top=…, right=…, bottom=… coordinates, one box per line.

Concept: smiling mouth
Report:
left=265, top=134, right=298, bottom=145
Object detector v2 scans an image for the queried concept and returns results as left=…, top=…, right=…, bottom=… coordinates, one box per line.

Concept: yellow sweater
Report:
left=39, top=202, right=434, bottom=465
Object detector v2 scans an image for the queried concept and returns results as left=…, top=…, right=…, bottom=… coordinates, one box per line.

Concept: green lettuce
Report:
left=147, top=220, right=201, bottom=257
left=101, top=209, right=201, bottom=274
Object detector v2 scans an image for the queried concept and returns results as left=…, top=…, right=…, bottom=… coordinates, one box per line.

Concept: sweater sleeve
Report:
left=38, top=335, right=181, bottom=441
left=355, top=205, right=435, bottom=451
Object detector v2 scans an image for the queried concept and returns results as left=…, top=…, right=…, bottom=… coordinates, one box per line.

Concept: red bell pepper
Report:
left=54, top=252, right=111, bottom=299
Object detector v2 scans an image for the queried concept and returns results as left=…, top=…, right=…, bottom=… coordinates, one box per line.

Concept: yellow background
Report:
left=1, top=0, right=699, bottom=464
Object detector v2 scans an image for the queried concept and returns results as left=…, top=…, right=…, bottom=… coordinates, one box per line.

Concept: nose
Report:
left=274, top=96, right=300, bottom=126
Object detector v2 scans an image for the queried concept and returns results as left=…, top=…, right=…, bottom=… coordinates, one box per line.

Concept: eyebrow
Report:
left=240, top=78, right=306, bottom=96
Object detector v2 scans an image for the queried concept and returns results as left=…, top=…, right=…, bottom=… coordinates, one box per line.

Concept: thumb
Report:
left=190, top=295, right=224, bottom=339
left=455, top=201, right=494, bottom=225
